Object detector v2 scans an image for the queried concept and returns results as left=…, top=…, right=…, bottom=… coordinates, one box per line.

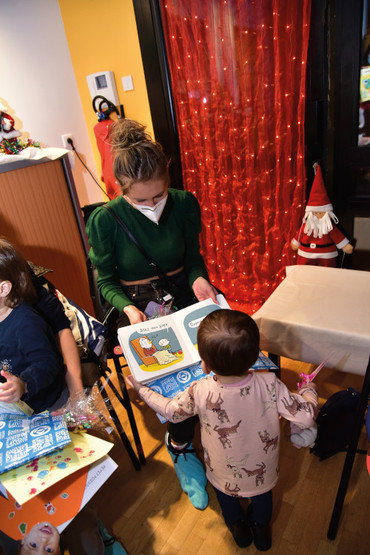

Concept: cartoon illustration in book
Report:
left=139, top=337, right=156, bottom=356
left=129, top=330, right=183, bottom=370
left=118, top=296, right=232, bottom=384
left=158, top=338, right=171, bottom=351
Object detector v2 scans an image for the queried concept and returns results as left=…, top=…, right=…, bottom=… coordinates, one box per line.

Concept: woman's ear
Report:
left=0, top=280, right=12, bottom=298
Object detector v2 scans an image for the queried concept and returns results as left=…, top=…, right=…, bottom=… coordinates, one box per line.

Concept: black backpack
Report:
left=311, top=387, right=361, bottom=460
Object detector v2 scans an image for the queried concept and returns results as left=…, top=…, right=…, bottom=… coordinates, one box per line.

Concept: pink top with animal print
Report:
left=135, top=371, right=318, bottom=497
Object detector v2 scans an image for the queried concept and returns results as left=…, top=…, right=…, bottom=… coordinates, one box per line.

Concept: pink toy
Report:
left=297, top=354, right=331, bottom=390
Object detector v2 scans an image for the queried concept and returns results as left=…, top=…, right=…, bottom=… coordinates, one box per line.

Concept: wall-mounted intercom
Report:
left=86, top=71, right=119, bottom=107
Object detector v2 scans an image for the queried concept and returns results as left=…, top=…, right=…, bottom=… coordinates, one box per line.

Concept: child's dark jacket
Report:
left=0, top=303, right=64, bottom=412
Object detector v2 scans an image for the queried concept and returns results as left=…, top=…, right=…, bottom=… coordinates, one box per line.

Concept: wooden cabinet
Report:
left=0, top=155, right=94, bottom=314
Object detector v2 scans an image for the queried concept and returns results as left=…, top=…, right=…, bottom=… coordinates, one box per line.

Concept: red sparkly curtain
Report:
left=160, top=0, right=311, bottom=313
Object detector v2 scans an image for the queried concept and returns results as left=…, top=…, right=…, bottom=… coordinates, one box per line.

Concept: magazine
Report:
left=0, top=413, right=70, bottom=475
left=117, top=295, right=230, bottom=384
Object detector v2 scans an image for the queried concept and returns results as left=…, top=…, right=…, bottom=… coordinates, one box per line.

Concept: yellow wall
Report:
left=58, top=0, right=153, bottom=193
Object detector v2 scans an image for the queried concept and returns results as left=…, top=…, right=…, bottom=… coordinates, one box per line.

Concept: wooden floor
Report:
left=89, top=357, right=369, bottom=554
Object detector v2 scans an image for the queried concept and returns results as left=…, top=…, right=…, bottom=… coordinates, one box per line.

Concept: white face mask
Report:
left=132, top=195, right=168, bottom=224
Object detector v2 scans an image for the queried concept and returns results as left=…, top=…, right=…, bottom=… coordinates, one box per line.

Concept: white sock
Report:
left=168, top=438, right=188, bottom=450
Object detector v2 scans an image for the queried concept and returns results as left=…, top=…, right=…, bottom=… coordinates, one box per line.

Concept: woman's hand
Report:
left=192, top=277, right=218, bottom=303
left=123, top=304, right=147, bottom=325
left=0, top=370, right=25, bottom=403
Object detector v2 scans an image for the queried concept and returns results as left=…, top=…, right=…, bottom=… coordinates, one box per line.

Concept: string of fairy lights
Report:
left=161, top=0, right=310, bottom=312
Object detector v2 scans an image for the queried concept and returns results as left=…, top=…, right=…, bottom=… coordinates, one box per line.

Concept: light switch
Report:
left=122, top=75, right=134, bottom=91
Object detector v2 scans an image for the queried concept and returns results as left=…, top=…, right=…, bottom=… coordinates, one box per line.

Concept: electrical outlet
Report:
left=122, top=75, right=134, bottom=91
left=61, top=134, right=74, bottom=150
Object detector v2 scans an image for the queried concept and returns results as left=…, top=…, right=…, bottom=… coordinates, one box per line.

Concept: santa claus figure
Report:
left=0, top=103, right=21, bottom=141
left=291, top=165, right=354, bottom=266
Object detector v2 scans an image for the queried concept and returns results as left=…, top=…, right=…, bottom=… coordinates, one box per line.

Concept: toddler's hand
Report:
left=125, top=374, right=142, bottom=391
left=0, top=371, right=25, bottom=403
left=300, top=382, right=317, bottom=391
left=299, top=383, right=318, bottom=403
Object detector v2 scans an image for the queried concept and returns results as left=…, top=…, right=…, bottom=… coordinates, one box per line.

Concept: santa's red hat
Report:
left=305, top=165, right=333, bottom=212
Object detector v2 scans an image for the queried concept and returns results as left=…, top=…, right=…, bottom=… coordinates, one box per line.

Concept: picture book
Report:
left=147, top=353, right=279, bottom=423
left=0, top=455, right=117, bottom=539
left=0, top=413, right=70, bottom=475
left=0, top=432, right=114, bottom=505
left=117, top=295, right=230, bottom=384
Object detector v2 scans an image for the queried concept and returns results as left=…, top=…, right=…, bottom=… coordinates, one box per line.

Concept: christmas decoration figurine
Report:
left=0, top=102, right=39, bottom=155
left=0, top=103, right=21, bottom=141
left=291, top=164, right=354, bottom=266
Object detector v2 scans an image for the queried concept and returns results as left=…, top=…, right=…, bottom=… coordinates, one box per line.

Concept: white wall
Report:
left=0, top=0, right=104, bottom=206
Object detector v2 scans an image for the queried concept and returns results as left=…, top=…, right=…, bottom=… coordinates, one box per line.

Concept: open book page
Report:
left=169, top=294, right=230, bottom=358
left=117, top=294, right=230, bottom=383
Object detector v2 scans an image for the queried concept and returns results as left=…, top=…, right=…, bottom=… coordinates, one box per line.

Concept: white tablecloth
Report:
left=253, top=265, right=370, bottom=375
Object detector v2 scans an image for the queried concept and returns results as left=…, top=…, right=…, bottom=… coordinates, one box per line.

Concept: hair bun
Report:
left=109, top=118, right=152, bottom=153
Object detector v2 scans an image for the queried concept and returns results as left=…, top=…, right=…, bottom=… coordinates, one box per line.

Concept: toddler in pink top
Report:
left=128, top=310, right=318, bottom=551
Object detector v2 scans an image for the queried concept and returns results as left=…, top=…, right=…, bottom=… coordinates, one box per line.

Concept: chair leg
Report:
left=98, top=378, right=142, bottom=471
left=268, top=353, right=281, bottom=378
left=108, top=355, right=146, bottom=465
left=327, top=356, right=370, bottom=540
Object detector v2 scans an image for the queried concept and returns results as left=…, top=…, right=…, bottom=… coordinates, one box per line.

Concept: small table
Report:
left=253, top=265, right=370, bottom=376
left=252, top=265, right=370, bottom=540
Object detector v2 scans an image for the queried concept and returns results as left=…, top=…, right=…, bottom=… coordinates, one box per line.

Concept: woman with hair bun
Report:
left=86, top=118, right=218, bottom=510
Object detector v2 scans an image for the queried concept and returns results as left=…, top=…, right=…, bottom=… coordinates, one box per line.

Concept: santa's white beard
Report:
left=303, top=211, right=338, bottom=238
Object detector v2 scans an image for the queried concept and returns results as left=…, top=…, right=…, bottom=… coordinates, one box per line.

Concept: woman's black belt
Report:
left=122, top=281, right=162, bottom=297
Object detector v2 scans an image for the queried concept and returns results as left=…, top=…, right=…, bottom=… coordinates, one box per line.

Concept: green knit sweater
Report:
left=86, top=189, right=208, bottom=311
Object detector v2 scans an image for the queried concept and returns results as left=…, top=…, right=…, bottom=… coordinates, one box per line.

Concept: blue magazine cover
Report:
left=0, top=413, right=71, bottom=474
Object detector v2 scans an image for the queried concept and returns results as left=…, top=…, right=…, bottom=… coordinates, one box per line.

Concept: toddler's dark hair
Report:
left=0, top=238, right=36, bottom=308
left=109, top=118, right=169, bottom=193
left=197, top=310, right=260, bottom=375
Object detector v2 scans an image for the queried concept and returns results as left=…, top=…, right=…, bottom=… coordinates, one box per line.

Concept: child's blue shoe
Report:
left=165, top=432, right=208, bottom=510
left=98, top=521, right=127, bottom=554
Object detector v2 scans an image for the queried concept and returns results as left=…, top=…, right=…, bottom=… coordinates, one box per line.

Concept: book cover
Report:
left=0, top=413, right=70, bottom=475
left=117, top=295, right=230, bottom=384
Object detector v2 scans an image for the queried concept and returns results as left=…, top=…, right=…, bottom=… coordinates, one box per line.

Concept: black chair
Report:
left=94, top=352, right=146, bottom=470
left=327, top=355, right=370, bottom=539
left=38, top=270, right=145, bottom=472
left=85, top=255, right=146, bottom=470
